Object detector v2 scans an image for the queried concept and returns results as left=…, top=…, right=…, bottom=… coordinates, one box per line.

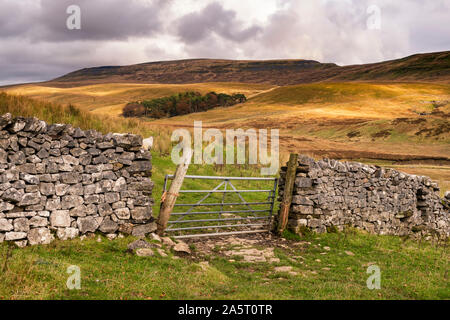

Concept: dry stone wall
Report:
left=0, top=113, right=154, bottom=247
left=278, top=155, right=449, bottom=237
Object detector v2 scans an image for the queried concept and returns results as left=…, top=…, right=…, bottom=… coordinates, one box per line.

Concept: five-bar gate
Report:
left=162, top=175, right=278, bottom=239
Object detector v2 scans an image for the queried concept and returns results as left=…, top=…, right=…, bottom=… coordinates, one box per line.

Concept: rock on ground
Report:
left=173, top=241, right=191, bottom=255
left=127, top=239, right=153, bottom=251
left=136, top=248, right=154, bottom=257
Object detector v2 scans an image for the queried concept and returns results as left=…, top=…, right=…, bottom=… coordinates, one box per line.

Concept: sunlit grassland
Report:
left=0, top=91, right=448, bottom=197
left=249, top=82, right=450, bottom=105
left=244, top=82, right=449, bottom=123
left=7, top=82, right=449, bottom=123
left=147, top=82, right=449, bottom=151
left=4, top=82, right=274, bottom=116
left=0, top=92, right=153, bottom=138
left=3, top=81, right=449, bottom=162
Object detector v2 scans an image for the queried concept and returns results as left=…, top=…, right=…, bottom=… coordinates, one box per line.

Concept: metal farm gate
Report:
left=162, top=175, right=278, bottom=239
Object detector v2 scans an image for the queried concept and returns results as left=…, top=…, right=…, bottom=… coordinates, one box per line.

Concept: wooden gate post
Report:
left=276, top=153, right=298, bottom=235
left=156, top=149, right=193, bottom=236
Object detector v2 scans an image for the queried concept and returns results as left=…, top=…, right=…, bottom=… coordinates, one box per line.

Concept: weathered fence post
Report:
left=276, top=153, right=298, bottom=235
left=156, top=149, right=193, bottom=236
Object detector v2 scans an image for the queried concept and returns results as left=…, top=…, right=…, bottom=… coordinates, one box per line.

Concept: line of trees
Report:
left=122, top=91, right=247, bottom=119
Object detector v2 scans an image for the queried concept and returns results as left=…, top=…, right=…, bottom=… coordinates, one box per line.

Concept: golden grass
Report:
left=143, top=82, right=449, bottom=161
left=140, top=82, right=449, bottom=128
left=3, top=81, right=449, bottom=164
left=0, top=91, right=448, bottom=194
left=5, top=82, right=449, bottom=123
left=5, top=82, right=274, bottom=116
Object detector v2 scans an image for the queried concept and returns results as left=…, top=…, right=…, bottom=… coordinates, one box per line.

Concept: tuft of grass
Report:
left=282, top=230, right=303, bottom=241
left=0, top=92, right=154, bottom=138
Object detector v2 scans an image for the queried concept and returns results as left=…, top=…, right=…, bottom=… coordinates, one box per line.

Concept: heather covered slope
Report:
left=50, top=59, right=335, bottom=86
left=48, top=51, right=450, bottom=87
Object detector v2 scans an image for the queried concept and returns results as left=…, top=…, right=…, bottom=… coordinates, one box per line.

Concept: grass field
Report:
left=0, top=229, right=448, bottom=300
left=0, top=91, right=448, bottom=300
left=1, top=152, right=448, bottom=300
left=4, top=82, right=274, bottom=116
left=4, top=81, right=449, bottom=163
left=1, top=91, right=448, bottom=197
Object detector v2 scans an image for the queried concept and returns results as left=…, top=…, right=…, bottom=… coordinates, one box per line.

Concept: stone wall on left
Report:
left=0, top=113, right=154, bottom=247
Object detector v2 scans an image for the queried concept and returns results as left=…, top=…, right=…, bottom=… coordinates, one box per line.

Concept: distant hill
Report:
left=49, top=51, right=450, bottom=86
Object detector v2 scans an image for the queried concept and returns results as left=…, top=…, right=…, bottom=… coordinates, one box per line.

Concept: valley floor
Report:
left=5, top=81, right=448, bottom=164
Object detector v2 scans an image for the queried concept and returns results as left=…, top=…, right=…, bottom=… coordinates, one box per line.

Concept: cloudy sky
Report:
left=0, top=0, right=449, bottom=85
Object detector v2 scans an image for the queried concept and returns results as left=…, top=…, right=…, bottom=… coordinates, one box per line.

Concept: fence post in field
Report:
left=276, top=153, right=298, bottom=235
left=156, top=149, right=193, bottom=236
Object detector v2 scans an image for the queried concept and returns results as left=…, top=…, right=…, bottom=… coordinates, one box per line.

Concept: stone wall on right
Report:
left=278, top=155, right=449, bottom=237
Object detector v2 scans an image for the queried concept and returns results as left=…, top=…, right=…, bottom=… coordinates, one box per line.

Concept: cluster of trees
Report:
left=122, top=91, right=247, bottom=119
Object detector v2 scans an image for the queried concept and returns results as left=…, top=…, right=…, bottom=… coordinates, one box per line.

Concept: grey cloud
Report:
left=0, top=1, right=39, bottom=38
left=0, top=0, right=172, bottom=85
left=38, top=0, right=169, bottom=41
left=0, top=0, right=449, bottom=85
left=0, top=38, right=152, bottom=85
left=176, top=2, right=262, bottom=43
left=0, top=39, right=102, bottom=85
left=0, top=63, right=66, bottom=86
left=254, top=0, right=410, bottom=64
left=0, top=0, right=169, bottom=42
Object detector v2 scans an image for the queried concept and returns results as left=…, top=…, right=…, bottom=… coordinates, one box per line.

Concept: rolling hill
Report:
left=1, top=51, right=449, bottom=180
left=48, top=51, right=450, bottom=87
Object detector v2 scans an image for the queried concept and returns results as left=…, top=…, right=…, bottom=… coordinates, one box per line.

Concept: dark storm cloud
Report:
left=0, top=1, right=39, bottom=38
left=0, top=61, right=67, bottom=85
left=176, top=2, right=262, bottom=43
left=0, top=0, right=168, bottom=41
left=0, top=0, right=171, bottom=85
left=37, top=0, right=168, bottom=41
left=0, top=39, right=111, bottom=85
